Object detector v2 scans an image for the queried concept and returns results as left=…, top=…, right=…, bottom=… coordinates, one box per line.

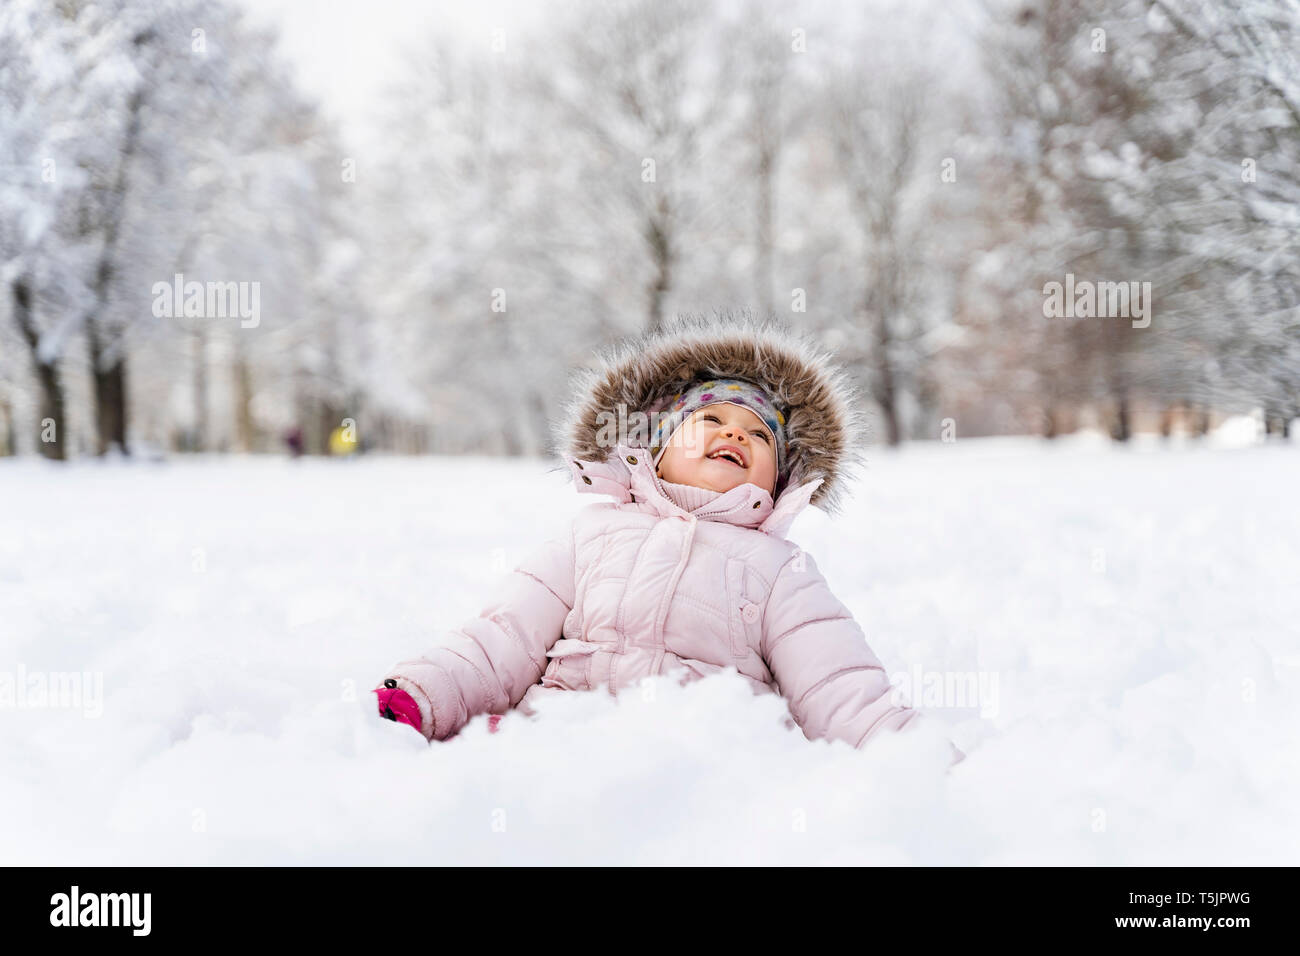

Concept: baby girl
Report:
left=375, top=317, right=963, bottom=765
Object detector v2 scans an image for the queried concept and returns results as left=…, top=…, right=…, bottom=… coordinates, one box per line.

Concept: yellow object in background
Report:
left=329, top=425, right=357, bottom=456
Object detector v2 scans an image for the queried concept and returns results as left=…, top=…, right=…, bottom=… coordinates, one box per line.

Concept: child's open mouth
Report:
left=706, top=445, right=747, bottom=469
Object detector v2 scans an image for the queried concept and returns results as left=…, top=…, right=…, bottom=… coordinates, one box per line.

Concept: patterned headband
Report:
left=649, top=378, right=789, bottom=481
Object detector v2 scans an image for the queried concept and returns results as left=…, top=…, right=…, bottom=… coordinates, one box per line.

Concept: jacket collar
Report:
left=565, top=442, right=823, bottom=540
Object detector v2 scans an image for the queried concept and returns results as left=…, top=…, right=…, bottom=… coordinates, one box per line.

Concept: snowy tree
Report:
left=524, top=0, right=737, bottom=337
left=965, top=0, right=1163, bottom=438
left=0, top=0, right=361, bottom=457
left=364, top=30, right=591, bottom=456
left=366, top=0, right=751, bottom=456
left=1, top=0, right=110, bottom=458
left=1142, top=0, right=1300, bottom=435
left=799, top=3, right=975, bottom=444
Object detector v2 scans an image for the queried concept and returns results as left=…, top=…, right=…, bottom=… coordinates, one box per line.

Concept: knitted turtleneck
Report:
left=650, top=469, right=771, bottom=528
left=656, top=475, right=726, bottom=513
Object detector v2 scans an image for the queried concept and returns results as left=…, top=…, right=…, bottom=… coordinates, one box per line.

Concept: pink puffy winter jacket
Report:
left=377, top=317, right=959, bottom=762
left=384, top=444, right=918, bottom=742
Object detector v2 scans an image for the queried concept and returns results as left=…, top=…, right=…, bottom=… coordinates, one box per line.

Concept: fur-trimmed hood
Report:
left=551, top=313, right=867, bottom=514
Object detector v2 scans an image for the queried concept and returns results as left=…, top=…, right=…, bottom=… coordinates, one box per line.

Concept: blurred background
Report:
left=2, top=0, right=1296, bottom=461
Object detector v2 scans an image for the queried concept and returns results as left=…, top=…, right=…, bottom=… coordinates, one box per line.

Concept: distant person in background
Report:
left=284, top=426, right=303, bottom=458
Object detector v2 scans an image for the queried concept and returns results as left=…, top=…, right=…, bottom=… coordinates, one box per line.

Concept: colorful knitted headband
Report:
left=649, top=378, right=789, bottom=481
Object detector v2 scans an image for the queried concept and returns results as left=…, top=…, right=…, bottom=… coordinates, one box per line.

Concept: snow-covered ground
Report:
left=2, top=436, right=1297, bottom=865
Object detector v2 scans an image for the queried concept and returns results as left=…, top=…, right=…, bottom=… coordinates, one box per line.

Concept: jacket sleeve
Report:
left=377, top=522, right=577, bottom=742
left=761, top=549, right=921, bottom=751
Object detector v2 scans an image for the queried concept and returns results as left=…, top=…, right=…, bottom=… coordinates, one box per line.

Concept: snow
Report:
left=1211, top=413, right=1266, bottom=448
left=1, top=438, right=1297, bottom=864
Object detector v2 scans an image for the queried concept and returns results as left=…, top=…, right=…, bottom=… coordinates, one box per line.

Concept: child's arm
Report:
left=761, top=549, right=923, bottom=752
left=376, top=523, right=577, bottom=742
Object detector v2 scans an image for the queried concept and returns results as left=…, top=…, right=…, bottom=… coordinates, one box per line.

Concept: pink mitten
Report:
left=374, top=680, right=422, bottom=733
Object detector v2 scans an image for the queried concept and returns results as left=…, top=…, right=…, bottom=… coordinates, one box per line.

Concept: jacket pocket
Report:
left=725, top=559, right=762, bottom=659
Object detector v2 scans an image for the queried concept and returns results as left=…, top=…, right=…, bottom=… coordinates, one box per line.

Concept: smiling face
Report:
left=655, top=402, right=779, bottom=496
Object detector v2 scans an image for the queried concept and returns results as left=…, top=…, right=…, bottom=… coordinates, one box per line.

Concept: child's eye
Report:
left=755, top=431, right=771, bottom=443
left=703, top=414, right=721, bottom=423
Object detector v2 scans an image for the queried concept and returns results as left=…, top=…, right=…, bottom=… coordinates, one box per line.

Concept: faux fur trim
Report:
left=550, top=311, right=868, bottom=514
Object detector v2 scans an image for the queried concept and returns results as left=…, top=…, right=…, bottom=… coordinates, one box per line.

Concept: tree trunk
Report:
left=33, top=361, right=66, bottom=460
left=755, top=140, right=775, bottom=318
left=1193, top=405, right=1211, bottom=437
left=79, top=90, right=144, bottom=456
left=93, top=359, right=128, bottom=455
left=0, top=396, right=13, bottom=456
left=869, top=307, right=901, bottom=447
left=319, top=400, right=344, bottom=455
left=193, top=329, right=208, bottom=452
left=878, top=386, right=901, bottom=446
left=233, top=353, right=256, bottom=453
left=1043, top=405, right=1059, bottom=440
left=1264, top=412, right=1291, bottom=439
left=1110, top=393, right=1132, bottom=442
left=645, top=197, right=673, bottom=335
left=527, top=390, right=550, bottom=458
left=86, top=320, right=128, bottom=456
left=12, top=276, right=66, bottom=460
left=1159, top=404, right=1176, bottom=439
